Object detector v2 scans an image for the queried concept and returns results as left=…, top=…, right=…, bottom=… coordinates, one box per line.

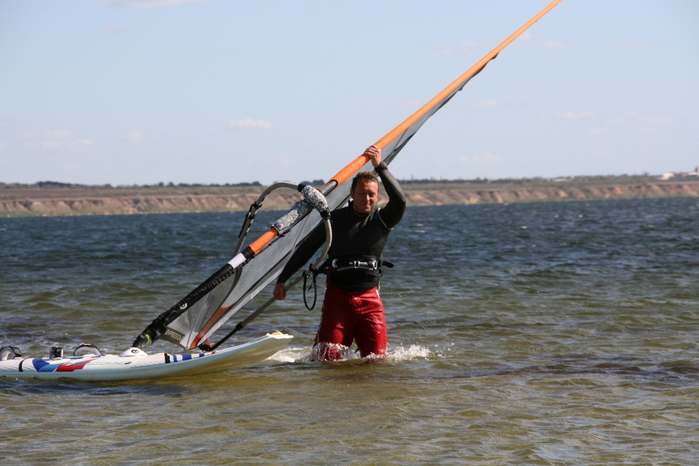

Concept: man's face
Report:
left=350, top=179, right=380, bottom=215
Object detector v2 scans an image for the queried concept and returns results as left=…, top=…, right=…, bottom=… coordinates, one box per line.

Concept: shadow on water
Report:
left=0, top=377, right=195, bottom=397
left=449, top=354, right=699, bottom=383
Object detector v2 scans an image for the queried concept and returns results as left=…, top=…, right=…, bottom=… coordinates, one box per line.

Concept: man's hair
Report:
left=351, top=172, right=379, bottom=191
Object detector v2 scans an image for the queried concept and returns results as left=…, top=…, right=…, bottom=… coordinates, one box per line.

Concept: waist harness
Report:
left=326, top=255, right=394, bottom=291
left=303, top=255, right=394, bottom=309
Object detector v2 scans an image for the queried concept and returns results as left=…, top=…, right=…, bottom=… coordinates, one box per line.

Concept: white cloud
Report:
left=629, top=112, right=669, bottom=125
left=615, top=39, right=660, bottom=48
left=228, top=118, right=272, bottom=130
left=606, top=112, right=669, bottom=126
left=461, top=152, right=502, bottom=164
left=36, top=130, right=95, bottom=151
left=123, top=131, right=147, bottom=144
left=432, top=40, right=482, bottom=58
left=637, top=127, right=658, bottom=134
left=468, top=99, right=499, bottom=109
left=518, top=32, right=571, bottom=51
left=590, top=112, right=671, bottom=138
left=101, top=25, right=124, bottom=34
left=108, top=0, right=213, bottom=8
left=557, top=111, right=596, bottom=120
left=541, top=41, right=570, bottom=51
left=605, top=115, right=629, bottom=125
left=399, top=100, right=423, bottom=109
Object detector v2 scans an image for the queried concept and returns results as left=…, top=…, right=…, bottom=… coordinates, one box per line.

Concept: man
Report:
left=273, top=145, right=406, bottom=361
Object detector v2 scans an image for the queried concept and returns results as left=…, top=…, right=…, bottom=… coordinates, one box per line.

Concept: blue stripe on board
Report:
left=32, top=359, right=55, bottom=372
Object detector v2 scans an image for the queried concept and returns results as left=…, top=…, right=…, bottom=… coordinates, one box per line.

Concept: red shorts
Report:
left=313, top=285, right=387, bottom=361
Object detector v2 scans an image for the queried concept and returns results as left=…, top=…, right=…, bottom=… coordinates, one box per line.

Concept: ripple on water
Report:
left=2, top=199, right=699, bottom=464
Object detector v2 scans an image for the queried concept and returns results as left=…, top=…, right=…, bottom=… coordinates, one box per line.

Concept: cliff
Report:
left=2, top=179, right=698, bottom=217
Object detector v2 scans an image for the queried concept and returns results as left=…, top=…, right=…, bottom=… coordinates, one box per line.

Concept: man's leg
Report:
left=354, top=288, right=388, bottom=358
left=313, top=286, right=357, bottom=361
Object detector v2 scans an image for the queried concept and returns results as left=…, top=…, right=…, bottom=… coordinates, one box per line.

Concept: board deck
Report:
left=0, top=332, right=292, bottom=382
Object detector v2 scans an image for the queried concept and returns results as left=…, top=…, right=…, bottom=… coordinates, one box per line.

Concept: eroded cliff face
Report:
left=2, top=182, right=698, bottom=217
left=401, top=183, right=699, bottom=206
left=1, top=193, right=280, bottom=216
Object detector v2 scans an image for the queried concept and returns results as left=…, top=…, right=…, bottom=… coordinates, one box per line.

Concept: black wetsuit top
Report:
left=277, top=162, right=406, bottom=291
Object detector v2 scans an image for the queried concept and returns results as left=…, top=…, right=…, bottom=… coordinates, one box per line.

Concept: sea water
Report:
left=1, top=197, right=698, bottom=465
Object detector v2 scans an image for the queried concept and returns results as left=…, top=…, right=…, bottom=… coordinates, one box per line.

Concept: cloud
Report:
left=432, top=40, right=482, bottom=58
left=123, top=131, right=148, bottom=144
left=605, top=115, right=629, bottom=125
left=637, top=127, right=658, bottom=135
left=605, top=112, right=669, bottom=126
left=557, top=111, right=596, bottom=120
left=614, top=39, right=661, bottom=48
left=586, top=128, right=606, bottom=136
left=591, top=112, right=670, bottom=137
left=541, top=41, right=571, bottom=51
left=518, top=32, right=571, bottom=51
left=461, top=152, right=502, bottom=164
left=40, top=130, right=95, bottom=151
left=468, top=99, right=500, bottom=109
left=228, top=118, right=272, bottom=130
left=108, top=0, right=213, bottom=8
left=101, top=25, right=125, bottom=34
left=629, top=112, right=669, bottom=125
left=14, top=130, right=96, bottom=152
left=434, top=32, right=569, bottom=59
left=399, top=100, right=423, bottom=109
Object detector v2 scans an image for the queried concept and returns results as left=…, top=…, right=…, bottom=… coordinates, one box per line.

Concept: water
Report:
left=1, top=197, right=698, bottom=465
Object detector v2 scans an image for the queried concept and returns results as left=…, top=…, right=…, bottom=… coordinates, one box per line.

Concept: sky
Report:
left=1, top=0, right=697, bottom=186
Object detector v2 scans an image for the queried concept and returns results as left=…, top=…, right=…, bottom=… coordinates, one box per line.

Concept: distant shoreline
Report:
left=2, top=177, right=698, bottom=217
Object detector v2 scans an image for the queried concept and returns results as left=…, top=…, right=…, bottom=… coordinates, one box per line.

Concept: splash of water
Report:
left=269, top=343, right=433, bottom=364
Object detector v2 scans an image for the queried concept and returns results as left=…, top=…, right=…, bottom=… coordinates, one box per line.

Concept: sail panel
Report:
left=187, top=176, right=365, bottom=348
left=165, top=72, right=486, bottom=350
left=148, top=0, right=564, bottom=350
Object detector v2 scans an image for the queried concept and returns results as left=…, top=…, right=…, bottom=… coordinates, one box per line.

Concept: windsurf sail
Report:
left=133, top=0, right=564, bottom=351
